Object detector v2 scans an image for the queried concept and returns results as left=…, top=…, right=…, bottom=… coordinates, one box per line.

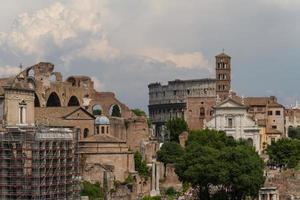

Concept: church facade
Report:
left=205, top=98, right=261, bottom=153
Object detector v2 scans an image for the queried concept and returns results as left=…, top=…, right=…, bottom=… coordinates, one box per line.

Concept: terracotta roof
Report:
left=81, top=134, right=123, bottom=143
left=215, top=52, right=231, bottom=58
left=243, top=96, right=283, bottom=108
left=244, top=97, right=271, bottom=106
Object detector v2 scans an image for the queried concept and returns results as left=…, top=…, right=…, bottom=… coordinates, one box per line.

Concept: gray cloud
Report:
left=0, top=0, right=299, bottom=111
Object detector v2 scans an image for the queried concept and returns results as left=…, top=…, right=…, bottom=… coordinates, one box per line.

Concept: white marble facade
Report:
left=206, top=98, right=261, bottom=153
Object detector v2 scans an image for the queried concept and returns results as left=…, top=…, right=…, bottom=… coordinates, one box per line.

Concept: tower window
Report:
left=200, top=107, right=205, bottom=118
left=101, top=126, right=105, bottom=134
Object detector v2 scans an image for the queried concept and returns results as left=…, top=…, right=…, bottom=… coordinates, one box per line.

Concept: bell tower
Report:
left=215, top=52, right=231, bottom=100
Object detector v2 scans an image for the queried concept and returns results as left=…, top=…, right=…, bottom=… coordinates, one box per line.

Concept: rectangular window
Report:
left=275, top=110, right=281, bottom=116
left=268, top=111, right=273, bottom=116
left=19, top=106, right=26, bottom=124
left=228, top=118, right=233, bottom=128
left=173, top=90, right=177, bottom=95
left=272, top=125, right=277, bottom=129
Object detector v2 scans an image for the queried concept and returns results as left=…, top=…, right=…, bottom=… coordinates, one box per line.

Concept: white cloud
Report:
left=0, top=66, right=20, bottom=77
left=139, top=48, right=209, bottom=70
left=0, top=0, right=119, bottom=62
left=91, top=76, right=104, bottom=91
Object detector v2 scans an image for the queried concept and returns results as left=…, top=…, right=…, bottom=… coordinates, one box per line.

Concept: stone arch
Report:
left=92, top=104, right=103, bottom=116
left=109, top=104, right=121, bottom=117
left=34, top=93, right=40, bottom=107
left=66, top=77, right=76, bottom=87
left=83, top=128, right=89, bottom=138
left=68, top=96, right=80, bottom=106
left=46, top=92, right=61, bottom=107
left=27, top=68, right=35, bottom=78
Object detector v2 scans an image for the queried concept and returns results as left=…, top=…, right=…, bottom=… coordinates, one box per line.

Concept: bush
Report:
left=157, top=142, right=184, bottom=166
left=267, top=138, right=300, bottom=168
left=166, top=187, right=177, bottom=196
left=142, top=196, right=161, bottom=200
left=166, top=118, right=188, bottom=142
left=131, top=108, right=146, bottom=117
left=134, top=151, right=150, bottom=177
left=80, top=181, right=104, bottom=200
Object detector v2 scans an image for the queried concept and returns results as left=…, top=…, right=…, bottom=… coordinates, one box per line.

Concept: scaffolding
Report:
left=0, top=127, right=80, bottom=200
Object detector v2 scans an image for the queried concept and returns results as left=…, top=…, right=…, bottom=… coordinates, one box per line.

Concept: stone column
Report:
left=150, top=161, right=160, bottom=196
left=151, top=162, right=155, bottom=191
left=155, top=163, right=160, bottom=192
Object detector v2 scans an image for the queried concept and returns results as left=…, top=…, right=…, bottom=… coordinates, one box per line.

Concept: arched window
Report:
left=96, top=126, right=99, bottom=134
left=83, top=128, right=89, bottom=138
left=109, top=104, right=121, bottom=117
left=34, top=93, right=40, bottom=107
left=106, top=126, right=109, bottom=134
left=68, top=96, right=80, bottom=106
left=92, top=104, right=102, bottom=116
left=101, top=126, right=105, bottom=134
left=27, top=68, right=35, bottom=77
left=46, top=92, right=61, bottom=107
left=200, top=107, right=205, bottom=118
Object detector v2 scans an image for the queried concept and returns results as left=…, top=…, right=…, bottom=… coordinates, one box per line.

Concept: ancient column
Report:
left=151, top=162, right=155, bottom=191
left=155, top=163, right=160, bottom=192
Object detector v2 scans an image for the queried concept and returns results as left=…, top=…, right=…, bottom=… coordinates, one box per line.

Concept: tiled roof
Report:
left=81, top=134, right=123, bottom=143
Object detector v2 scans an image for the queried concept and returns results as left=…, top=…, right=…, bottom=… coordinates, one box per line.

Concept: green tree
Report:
left=175, top=130, right=264, bottom=200
left=134, top=151, right=150, bottom=177
left=131, top=108, right=146, bottom=117
left=288, top=127, right=300, bottom=140
left=80, top=181, right=104, bottom=200
left=267, top=138, right=300, bottom=168
left=111, top=105, right=121, bottom=117
left=166, top=118, right=188, bottom=142
left=157, top=142, right=184, bottom=166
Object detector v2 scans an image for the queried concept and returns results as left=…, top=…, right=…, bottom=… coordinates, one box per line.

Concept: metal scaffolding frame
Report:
left=0, top=127, right=80, bottom=200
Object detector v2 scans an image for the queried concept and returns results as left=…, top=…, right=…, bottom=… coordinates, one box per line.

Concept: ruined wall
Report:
left=83, top=153, right=134, bottom=182
left=185, top=96, right=216, bottom=130
left=126, top=116, right=150, bottom=152
left=265, top=170, right=300, bottom=200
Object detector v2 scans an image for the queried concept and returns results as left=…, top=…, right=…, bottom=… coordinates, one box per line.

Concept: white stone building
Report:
left=205, top=98, right=261, bottom=153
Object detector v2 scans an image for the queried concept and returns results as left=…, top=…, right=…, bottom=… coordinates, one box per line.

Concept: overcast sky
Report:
left=0, top=0, right=299, bottom=111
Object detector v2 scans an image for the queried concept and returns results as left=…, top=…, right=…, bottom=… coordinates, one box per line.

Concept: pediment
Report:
left=216, top=98, right=246, bottom=109
left=64, top=107, right=95, bottom=120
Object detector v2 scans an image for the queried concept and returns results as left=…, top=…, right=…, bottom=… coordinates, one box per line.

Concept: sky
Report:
left=0, top=0, right=299, bottom=111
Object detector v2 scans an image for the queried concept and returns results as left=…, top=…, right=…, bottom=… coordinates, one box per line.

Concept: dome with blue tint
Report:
left=95, top=115, right=110, bottom=125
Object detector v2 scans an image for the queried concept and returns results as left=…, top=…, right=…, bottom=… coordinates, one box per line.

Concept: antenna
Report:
left=19, top=63, right=23, bottom=72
